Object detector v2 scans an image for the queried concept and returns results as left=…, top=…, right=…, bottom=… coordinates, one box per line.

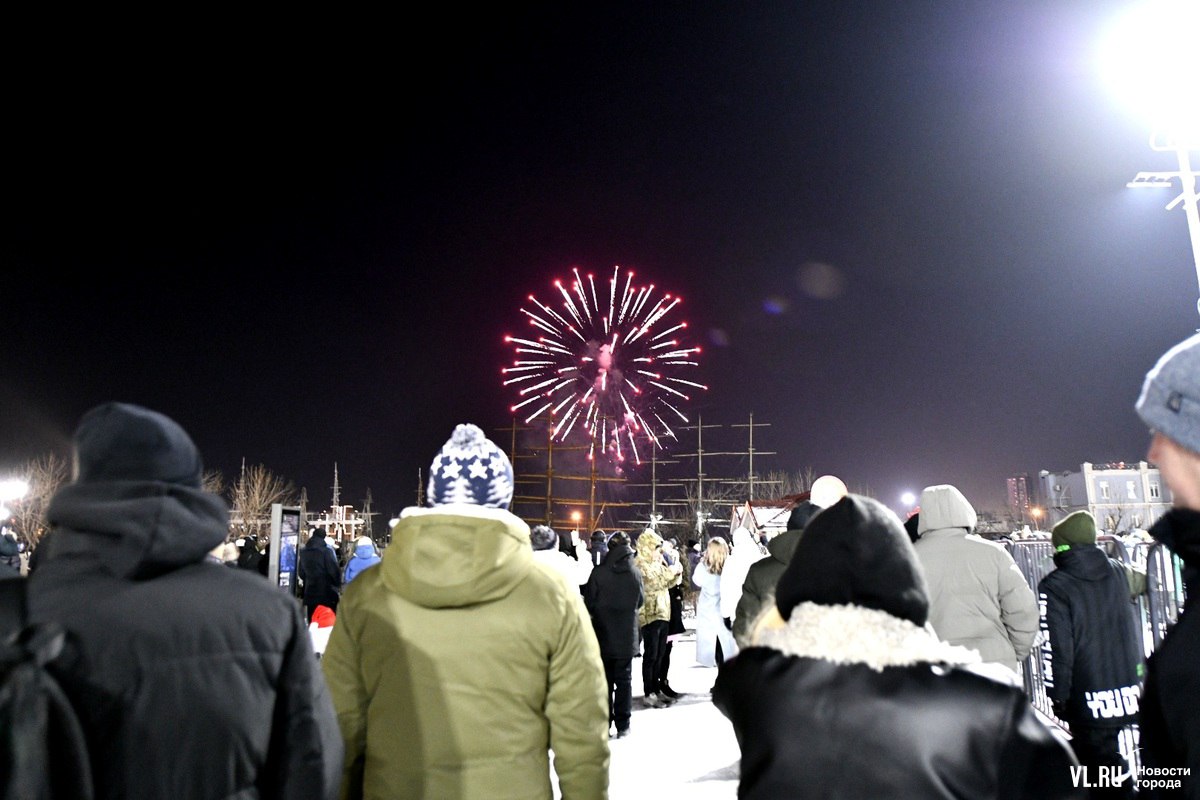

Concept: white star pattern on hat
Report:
left=427, top=423, right=515, bottom=509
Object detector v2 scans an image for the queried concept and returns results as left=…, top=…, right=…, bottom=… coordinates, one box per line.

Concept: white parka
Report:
left=913, top=485, right=1039, bottom=675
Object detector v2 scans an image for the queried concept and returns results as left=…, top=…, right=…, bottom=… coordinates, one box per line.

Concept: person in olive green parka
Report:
left=322, top=424, right=610, bottom=800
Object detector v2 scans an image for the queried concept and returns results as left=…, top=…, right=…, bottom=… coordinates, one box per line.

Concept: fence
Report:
left=1006, top=537, right=1187, bottom=770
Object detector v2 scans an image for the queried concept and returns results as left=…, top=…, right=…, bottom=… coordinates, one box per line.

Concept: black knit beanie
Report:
left=73, top=402, right=204, bottom=488
left=774, top=494, right=930, bottom=627
left=786, top=500, right=821, bottom=531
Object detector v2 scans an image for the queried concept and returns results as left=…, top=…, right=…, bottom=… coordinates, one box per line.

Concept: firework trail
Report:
left=503, top=265, right=706, bottom=464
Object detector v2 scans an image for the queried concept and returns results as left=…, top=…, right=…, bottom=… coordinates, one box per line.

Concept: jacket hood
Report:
left=45, top=481, right=229, bottom=579
left=755, top=602, right=982, bottom=672
left=731, top=526, right=760, bottom=553
left=351, top=539, right=377, bottom=559
left=1051, top=545, right=1111, bottom=579
left=604, top=543, right=635, bottom=572
left=916, top=485, right=977, bottom=534
left=765, top=528, right=802, bottom=564
left=382, top=504, right=533, bottom=608
left=635, top=529, right=663, bottom=562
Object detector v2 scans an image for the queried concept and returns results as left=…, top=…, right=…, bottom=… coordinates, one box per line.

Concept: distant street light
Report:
left=900, top=491, right=916, bottom=509
left=1100, top=0, right=1200, bottom=316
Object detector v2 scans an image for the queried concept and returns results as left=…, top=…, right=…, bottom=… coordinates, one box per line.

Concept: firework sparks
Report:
left=503, top=265, right=706, bottom=464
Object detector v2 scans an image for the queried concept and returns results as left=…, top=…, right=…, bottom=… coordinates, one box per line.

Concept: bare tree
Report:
left=664, top=478, right=742, bottom=543
left=203, top=469, right=226, bottom=496
left=9, top=453, right=70, bottom=549
left=1101, top=502, right=1130, bottom=535
left=754, top=468, right=816, bottom=498
left=228, top=463, right=299, bottom=541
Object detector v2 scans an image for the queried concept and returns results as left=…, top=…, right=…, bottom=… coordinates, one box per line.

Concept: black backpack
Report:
left=0, top=577, right=94, bottom=800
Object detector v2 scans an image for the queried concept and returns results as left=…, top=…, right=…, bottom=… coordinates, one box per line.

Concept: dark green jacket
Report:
left=733, top=529, right=803, bottom=646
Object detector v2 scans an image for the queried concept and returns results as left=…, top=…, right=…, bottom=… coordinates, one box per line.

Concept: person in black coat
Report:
left=731, top=499, right=821, bottom=647
left=297, top=527, right=342, bottom=623
left=1135, top=332, right=1200, bottom=797
left=235, top=535, right=263, bottom=573
left=657, top=536, right=687, bottom=699
left=582, top=531, right=644, bottom=738
left=25, top=402, right=341, bottom=799
left=714, top=494, right=1084, bottom=800
left=1039, top=510, right=1145, bottom=797
left=588, top=529, right=609, bottom=568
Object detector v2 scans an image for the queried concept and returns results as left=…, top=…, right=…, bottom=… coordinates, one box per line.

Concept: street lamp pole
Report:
left=1127, top=131, right=1200, bottom=316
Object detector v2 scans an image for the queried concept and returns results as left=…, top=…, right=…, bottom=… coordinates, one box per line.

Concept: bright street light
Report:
left=1099, top=0, right=1200, bottom=316
left=0, top=478, right=29, bottom=501
left=0, top=478, right=30, bottom=523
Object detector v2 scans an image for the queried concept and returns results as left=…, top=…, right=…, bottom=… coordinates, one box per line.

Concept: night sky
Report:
left=5, top=2, right=1197, bottom=525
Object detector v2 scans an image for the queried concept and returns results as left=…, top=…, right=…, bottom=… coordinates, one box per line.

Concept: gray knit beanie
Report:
left=1136, top=332, right=1200, bottom=454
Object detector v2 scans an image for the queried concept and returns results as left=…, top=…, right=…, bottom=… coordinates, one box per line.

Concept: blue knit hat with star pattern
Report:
left=427, top=424, right=514, bottom=509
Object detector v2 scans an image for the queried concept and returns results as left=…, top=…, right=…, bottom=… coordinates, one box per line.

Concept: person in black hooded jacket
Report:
left=583, top=531, right=644, bottom=738
left=25, top=402, right=341, bottom=800
left=732, top=475, right=847, bottom=647
left=588, top=529, right=609, bottom=568
left=714, top=494, right=1084, bottom=800
left=1038, top=510, right=1145, bottom=798
left=298, top=526, right=342, bottom=623
left=732, top=499, right=821, bottom=647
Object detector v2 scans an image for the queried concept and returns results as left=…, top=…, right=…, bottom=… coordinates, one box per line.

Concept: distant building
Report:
left=1037, top=461, right=1172, bottom=532
left=1006, top=474, right=1031, bottom=523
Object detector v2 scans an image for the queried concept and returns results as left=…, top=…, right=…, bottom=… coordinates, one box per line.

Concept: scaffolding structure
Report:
left=502, top=413, right=782, bottom=538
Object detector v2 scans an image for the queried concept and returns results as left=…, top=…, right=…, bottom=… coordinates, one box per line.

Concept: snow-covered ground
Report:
left=554, top=624, right=742, bottom=799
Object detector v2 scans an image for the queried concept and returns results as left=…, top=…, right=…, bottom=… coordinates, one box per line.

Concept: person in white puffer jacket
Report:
left=530, top=524, right=592, bottom=590
left=913, top=483, right=1039, bottom=680
left=720, top=526, right=767, bottom=630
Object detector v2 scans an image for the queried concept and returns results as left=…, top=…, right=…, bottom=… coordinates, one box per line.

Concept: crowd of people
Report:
left=2, top=332, right=1199, bottom=799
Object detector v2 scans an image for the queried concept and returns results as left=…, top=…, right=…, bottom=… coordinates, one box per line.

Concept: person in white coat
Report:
left=720, top=527, right=766, bottom=630
left=913, top=483, right=1039, bottom=681
left=692, top=537, right=738, bottom=666
left=530, top=524, right=592, bottom=590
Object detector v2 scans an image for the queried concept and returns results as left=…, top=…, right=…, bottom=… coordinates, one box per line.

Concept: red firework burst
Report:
left=502, top=265, right=707, bottom=464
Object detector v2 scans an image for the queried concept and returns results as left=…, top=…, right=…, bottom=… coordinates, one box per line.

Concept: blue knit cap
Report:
left=427, top=424, right=514, bottom=509
left=1137, top=332, right=1200, bottom=454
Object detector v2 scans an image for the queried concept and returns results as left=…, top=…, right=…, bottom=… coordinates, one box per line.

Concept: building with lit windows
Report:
left=1006, top=474, right=1031, bottom=523
left=1037, top=461, right=1172, bottom=533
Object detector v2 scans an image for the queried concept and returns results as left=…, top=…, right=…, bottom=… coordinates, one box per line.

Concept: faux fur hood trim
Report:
left=754, top=602, right=982, bottom=672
